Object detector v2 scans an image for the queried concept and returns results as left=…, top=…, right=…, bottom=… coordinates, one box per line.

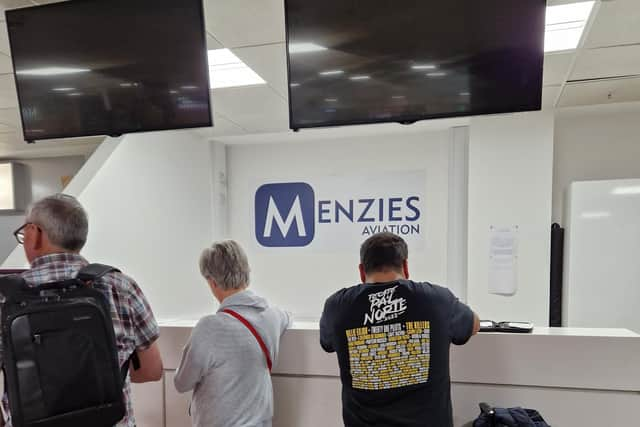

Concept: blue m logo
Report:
left=255, top=183, right=315, bottom=247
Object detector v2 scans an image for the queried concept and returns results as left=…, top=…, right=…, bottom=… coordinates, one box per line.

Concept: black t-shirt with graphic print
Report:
left=320, top=279, right=474, bottom=427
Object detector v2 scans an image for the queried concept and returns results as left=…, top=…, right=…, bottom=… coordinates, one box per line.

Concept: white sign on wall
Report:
left=252, top=170, right=426, bottom=251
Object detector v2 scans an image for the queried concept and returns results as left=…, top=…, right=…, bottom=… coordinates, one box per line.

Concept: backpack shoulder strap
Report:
left=76, top=263, right=121, bottom=283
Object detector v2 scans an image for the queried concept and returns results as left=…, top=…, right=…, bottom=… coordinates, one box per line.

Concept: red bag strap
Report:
left=222, top=309, right=272, bottom=372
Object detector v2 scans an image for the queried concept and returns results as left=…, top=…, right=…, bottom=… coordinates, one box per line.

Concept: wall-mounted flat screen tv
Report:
left=6, top=0, right=212, bottom=142
left=285, top=0, right=546, bottom=130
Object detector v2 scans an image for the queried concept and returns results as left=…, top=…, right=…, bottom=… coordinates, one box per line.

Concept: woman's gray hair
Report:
left=26, top=193, right=88, bottom=252
left=199, top=240, right=250, bottom=290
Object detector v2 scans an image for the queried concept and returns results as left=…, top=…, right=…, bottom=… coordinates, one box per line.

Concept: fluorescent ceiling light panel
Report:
left=17, top=67, right=90, bottom=76
left=612, top=186, right=640, bottom=195
left=207, top=49, right=266, bottom=89
left=544, top=1, right=595, bottom=52
left=52, top=87, right=75, bottom=92
left=289, top=42, right=327, bottom=54
left=350, top=75, right=370, bottom=80
left=427, top=72, right=447, bottom=77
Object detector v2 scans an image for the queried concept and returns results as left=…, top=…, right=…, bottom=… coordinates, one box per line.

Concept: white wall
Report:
left=468, top=111, right=554, bottom=326
left=2, top=131, right=217, bottom=321
left=226, top=130, right=453, bottom=320
left=0, top=156, right=86, bottom=263
left=563, top=179, right=640, bottom=333
left=553, top=108, right=640, bottom=224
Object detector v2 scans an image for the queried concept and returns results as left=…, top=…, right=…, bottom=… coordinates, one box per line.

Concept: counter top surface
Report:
left=159, top=318, right=639, bottom=337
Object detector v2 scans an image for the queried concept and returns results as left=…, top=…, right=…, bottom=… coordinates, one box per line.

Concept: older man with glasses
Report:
left=2, top=193, right=163, bottom=427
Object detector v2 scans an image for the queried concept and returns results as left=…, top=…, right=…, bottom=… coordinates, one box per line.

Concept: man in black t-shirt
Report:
left=320, top=232, right=480, bottom=427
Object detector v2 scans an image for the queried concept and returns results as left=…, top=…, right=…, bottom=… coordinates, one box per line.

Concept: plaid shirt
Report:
left=1, top=253, right=160, bottom=427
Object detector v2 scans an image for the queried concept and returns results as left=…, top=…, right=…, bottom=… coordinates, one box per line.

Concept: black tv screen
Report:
left=285, top=0, right=546, bottom=130
left=6, top=0, right=212, bottom=142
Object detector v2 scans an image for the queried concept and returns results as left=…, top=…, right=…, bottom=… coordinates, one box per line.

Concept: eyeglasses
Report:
left=13, top=223, right=32, bottom=245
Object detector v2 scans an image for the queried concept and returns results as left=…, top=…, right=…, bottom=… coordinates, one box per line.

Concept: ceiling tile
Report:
left=0, top=52, right=12, bottom=73
left=0, top=53, right=13, bottom=74
left=542, top=86, right=561, bottom=109
left=0, top=73, right=17, bottom=108
left=206, top=32, right=223, bottom=50
left=558, top=77, right=640, bottom=108
left=585, top=0, right=640, bottom=48
left=0, top=0, right=35, bottom=14
left=233, top=43, right=288, bottom=99
left=0, top=107, right=21, bottom=128
left=571, top=45, right=640, bottom=81
left=543, top=52, right=574, bottom=86
left=0, top=21, right=10, bottom=55
left=204, top=0, right=285, bottom=48
left=211, top=113, right=246, bottom=137
left=212, top=85, right=289, bottom=133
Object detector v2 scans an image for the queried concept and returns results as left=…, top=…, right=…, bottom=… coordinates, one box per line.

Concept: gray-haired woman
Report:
left=174, top=240, right=291, bottom=427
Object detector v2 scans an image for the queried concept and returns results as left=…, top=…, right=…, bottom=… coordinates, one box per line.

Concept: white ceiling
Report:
left=0, top=0, right=638, bottom=157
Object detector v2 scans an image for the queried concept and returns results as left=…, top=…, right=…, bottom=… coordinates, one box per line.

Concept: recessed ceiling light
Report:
left=325, top=98, right=338, bottom=102
left=290, top=82, right=301, bottom=87
left=350, top=75, right=370, bottom=80
left=181, top=85, right=199, bottom=90
left=612, top=186, right=640, bottom=195
left=52, top=87, right=75, bottom=92
left=208, top=48, right=266, bottom=89
left=544, top=1, right=595, bottom=52
left=17, top=67, right=90, bottom=76
left=411, top=64, right=437, bottom=70
left=169, top=90, right=179, bottom=94
left=459, top=92, right=471, bottom=96
left=68, top=92, right=83, bottom=96
left=319, top=70, right=344, bottom=76
left=289, top=42, right=328, bottom=54
left=120, top=83, right=133, bottom=88
left=427, top=72, right=447, bottom=77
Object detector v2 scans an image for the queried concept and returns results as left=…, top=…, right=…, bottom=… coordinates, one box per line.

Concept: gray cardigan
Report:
left=174, top=290, right=291, bottom=427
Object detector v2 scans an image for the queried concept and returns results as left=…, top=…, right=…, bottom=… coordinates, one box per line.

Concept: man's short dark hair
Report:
left=360, top=232, right=408, bottom=275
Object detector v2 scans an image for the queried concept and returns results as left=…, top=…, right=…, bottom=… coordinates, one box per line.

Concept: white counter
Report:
left=132, top=323, right=640, bottom=427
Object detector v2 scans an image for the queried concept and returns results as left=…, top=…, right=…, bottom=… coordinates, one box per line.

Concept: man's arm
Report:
left=472, top=312, right=481, bottom=336
left=130, top=341, right=163, bottom=383
left=448, top=289, right=478, bottom=345
left=319, top=296, right=336, bottom=353
left=126, top=276, right=163, bottom=383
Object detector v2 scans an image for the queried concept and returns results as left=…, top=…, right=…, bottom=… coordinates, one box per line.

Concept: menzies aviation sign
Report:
left=254, top=171, right=426, bottom=249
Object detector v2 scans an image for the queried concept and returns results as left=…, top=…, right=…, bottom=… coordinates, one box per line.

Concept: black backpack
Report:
left=0, top=264, right=137, bottom=427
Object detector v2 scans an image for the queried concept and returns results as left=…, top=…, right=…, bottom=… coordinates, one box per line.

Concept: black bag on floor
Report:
left=473, top=402, right=551, bottom=427
left=0, top=264, right=134, bottom=427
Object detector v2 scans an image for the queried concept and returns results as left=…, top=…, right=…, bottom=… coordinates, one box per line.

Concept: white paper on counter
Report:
left=488, top=225, right=518, bottom=296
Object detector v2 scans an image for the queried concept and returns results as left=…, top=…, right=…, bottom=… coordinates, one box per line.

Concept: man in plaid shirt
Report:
left=2, top=194, right=163, bottom=427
